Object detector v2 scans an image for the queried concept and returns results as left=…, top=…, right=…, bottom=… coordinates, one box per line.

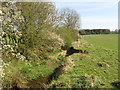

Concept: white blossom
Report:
left=0, top=10, right=2, bottom=15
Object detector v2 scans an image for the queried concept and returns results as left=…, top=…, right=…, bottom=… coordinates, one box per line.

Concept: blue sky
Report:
left=53, top=0, right=119, bottom=31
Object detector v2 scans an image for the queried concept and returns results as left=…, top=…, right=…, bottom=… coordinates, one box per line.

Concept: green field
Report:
left=49, top=34, right=119, bottom=88
left=83, top=34, right=118, bottom=50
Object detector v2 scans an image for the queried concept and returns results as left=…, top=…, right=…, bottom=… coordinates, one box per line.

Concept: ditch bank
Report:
left=12, top=56, right=74, bottom=88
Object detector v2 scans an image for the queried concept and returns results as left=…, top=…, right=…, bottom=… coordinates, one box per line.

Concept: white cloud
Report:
left=78, top=4, right=116, bottom=12
left=82, top=17, right=117, bottom=23
left=81, top=17, right=118, bottom=30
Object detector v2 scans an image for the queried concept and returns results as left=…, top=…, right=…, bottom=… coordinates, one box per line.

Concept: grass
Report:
left=3, top=58, right=58, bottom=88
left=2, top=49, right=64, bottom=88
left=49, top=34, right=118, bottom=88
left=3, top=34, right=119, bottom=88
left=83, top=34, right=118, bottom=50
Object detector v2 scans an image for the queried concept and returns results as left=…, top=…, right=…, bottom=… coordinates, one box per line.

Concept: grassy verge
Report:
left=2, top=49, right=66, bottom=88
left=49, top=35, right=118, bottom=88
left=2, top=58, right=58, bottom=88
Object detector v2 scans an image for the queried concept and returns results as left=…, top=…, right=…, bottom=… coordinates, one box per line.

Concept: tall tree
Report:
left=56, top=8, right=80, bottom=49
left=18, top=2, right=57, bottom=46
left=59, top=8, right=80, bottom=30
left=17, top=2, right=62, bottom=59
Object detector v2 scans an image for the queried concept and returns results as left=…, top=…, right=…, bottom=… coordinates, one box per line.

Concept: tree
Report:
left=17, top=2, right=56, bottom=45
left=56, top=8, right=80, bottom=49
left=17, top=2, right=63, bottom=60
left=59, top=8, right=80, bottom=30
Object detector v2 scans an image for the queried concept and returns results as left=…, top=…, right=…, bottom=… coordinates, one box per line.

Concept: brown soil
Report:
left=26, top=76, right=48, bottom=88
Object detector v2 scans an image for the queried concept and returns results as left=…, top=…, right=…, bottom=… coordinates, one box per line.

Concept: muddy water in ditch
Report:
left=24, top=65, right=65, bottom=88
left=26, top=76, right=48, bottom=88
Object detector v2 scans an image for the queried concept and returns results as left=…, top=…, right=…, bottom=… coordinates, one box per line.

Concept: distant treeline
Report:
left=79, top=29, right=118, bottom=35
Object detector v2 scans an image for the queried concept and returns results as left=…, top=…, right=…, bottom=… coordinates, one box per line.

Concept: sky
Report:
left=53, top=0, right=119, bottom=31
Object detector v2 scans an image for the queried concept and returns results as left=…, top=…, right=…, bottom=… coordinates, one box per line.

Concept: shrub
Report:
left=57, top=27, right=79, bottom=50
